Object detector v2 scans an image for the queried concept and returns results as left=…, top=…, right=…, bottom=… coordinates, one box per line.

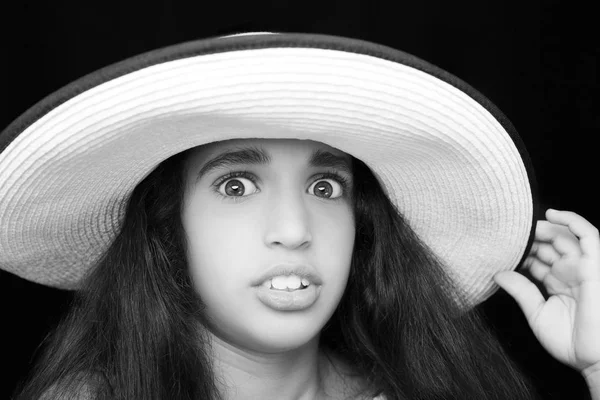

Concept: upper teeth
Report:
left=269, top=275, right=310, bottom=290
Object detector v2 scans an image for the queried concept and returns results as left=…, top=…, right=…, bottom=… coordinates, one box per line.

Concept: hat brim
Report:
left=0, top=33, right=538, bottom=307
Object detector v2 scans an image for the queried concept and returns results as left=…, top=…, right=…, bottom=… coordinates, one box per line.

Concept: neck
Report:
left=210, top=334, right=326, bottom=400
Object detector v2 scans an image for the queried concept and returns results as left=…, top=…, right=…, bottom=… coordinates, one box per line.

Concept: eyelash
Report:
left=212, top=170, right=351, bottom=201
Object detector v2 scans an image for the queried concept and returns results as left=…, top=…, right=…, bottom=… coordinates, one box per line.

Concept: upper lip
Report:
left=252, top=263, right=323, bottom=287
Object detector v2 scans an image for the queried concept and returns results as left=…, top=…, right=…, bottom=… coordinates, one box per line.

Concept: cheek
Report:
left=323, top=203, right=354, bottom=245
left=325, top=212, right=355, bottom=253
left=314, top=206, right=355, bottom=275
left=183, top=206, right=259, bottom=291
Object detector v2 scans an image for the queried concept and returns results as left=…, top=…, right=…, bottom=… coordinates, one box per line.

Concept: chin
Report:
left=236, top=315, right=326, bottom=354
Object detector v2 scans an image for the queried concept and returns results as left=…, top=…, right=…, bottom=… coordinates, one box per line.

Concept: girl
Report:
left=1, top=33, right=598, bottom=399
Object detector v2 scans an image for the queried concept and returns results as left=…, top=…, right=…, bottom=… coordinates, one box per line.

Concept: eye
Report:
left=217, top=177, right=258, bottom=197
left=308, top=179, right=344, bottom=199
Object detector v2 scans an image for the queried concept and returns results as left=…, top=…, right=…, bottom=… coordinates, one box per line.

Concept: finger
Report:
left=530, top=241, right=563, bottom=265
left=522, top=257, right=552, bottom=282
left=546, top=209, right=600, bottom=258
left=494, top=271, right=545, bottom=322
left=534, top=220, right=582, bottom=256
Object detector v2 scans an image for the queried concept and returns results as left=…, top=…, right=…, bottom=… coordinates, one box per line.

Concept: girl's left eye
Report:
left=308, top=179, right=344, bottom=199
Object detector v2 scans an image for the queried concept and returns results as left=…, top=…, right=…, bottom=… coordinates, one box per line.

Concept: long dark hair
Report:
left=321, top=157, right=539, bottom=399
left=14, top=149, right=538, bottom=400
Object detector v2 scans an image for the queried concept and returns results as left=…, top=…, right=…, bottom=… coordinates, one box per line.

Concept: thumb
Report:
left=494, top=271, right=546, bottom=322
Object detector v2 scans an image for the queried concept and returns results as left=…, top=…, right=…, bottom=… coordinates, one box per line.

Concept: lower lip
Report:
left=255, top=284, right=321, bottom=311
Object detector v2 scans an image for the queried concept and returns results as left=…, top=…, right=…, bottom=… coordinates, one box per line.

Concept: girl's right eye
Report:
left=216, top=175, right=259, bottom=198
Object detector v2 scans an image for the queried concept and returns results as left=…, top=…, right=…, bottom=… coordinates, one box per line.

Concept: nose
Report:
left=264, top=188, right=312, bottom=250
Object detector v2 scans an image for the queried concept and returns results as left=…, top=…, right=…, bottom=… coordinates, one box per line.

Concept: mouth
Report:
left=252, top=264, right=323, bottom=289
left=253, top=264, right=323, bottom=311
left=260, top=275, right=312, bottom=292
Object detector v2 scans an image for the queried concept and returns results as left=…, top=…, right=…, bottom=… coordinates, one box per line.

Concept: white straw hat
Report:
left=0, top=32, right=538, bottom=308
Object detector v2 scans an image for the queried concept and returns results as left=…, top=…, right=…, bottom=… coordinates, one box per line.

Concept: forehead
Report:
left=187, top=138, right=350, bottom=166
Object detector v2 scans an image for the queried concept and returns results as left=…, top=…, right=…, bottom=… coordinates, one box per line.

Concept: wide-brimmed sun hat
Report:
left=0, top=32, right=538, bottom=308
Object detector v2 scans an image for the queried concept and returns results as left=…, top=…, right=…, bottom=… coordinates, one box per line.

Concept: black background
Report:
left=1, top=0, right=598, bottom=399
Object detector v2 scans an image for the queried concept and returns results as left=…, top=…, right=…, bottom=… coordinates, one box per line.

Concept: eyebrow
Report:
left=196, top=146, right=352, bottom=182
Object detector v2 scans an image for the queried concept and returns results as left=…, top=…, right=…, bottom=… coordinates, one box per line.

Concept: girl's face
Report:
left=182, top=139, right=355, bottom=353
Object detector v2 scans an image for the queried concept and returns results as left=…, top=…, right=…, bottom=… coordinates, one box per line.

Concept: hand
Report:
left=493, top=209, right=600, bottom=373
